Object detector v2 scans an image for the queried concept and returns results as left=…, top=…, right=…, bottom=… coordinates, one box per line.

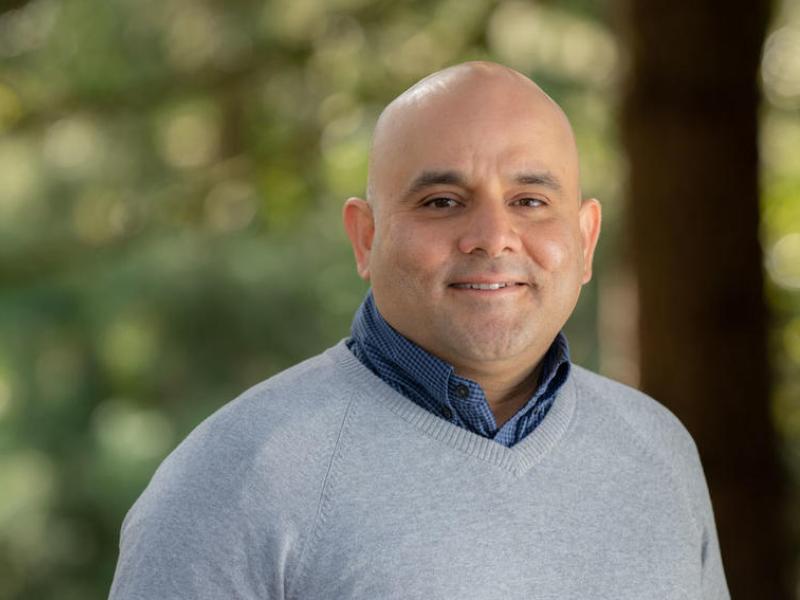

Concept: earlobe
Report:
left=578, top=198, right=602, bottom=284
left=342, top=197, right=375, bottom=281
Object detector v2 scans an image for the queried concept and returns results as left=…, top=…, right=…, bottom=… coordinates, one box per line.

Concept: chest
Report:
left=288, top=437, right=702, bottom=600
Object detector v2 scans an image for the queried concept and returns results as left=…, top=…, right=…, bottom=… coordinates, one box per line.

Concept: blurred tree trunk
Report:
left=616, top=1, right=789, bottom=598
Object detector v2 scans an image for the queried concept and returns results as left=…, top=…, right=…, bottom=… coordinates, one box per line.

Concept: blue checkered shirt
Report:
left=346, top=290, right=571, bottom=447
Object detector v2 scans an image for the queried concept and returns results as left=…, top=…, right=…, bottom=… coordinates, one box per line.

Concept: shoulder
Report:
left=122, top=344, right=355, bottom=537
left=200, top=343, right=355, bottom=442
left=569, top=364, right=701, bottom=474
left=567, top=365, right=724, bottom=582
left=112, top=344, right=361, bottom=596
left=167, top=344, right=352, bottom=470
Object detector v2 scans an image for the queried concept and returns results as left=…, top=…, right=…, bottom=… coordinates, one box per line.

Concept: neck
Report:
left=454, top=359, right=545, bottom=428
left=354, top=292, right=565, bottom=429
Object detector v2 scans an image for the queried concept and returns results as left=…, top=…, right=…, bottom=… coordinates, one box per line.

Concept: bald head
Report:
left=367, top=61, right=580, bottom=207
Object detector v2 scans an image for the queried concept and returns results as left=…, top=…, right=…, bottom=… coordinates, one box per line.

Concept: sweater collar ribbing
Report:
left=326, top=340, right=578, bottom=477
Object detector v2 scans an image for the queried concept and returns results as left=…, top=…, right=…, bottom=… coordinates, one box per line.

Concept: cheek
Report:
left=525, top=223, right=582, bottom=273
left=381, top=221, right=447, bottom=275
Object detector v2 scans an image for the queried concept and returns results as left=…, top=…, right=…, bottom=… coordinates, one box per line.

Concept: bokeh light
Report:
left=0, top=0, right=798, bottom=597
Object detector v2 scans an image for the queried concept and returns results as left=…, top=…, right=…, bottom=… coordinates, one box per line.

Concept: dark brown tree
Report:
left=617, top=1, right=790, bottom=597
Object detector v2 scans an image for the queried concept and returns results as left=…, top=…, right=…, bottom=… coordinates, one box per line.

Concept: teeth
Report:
left=453, top=282, right=509, bottom=290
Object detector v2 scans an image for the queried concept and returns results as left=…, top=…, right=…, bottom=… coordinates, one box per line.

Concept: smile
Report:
left=449, top=282, right=525, bottom=290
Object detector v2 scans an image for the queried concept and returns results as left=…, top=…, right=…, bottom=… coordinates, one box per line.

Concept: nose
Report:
left=457, top=199, right=522, bottom=257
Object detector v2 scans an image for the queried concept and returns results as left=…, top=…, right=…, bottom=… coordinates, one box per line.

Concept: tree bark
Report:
left=616, top=1, right=790, bottom=597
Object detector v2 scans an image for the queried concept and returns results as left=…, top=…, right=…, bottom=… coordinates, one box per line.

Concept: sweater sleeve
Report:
left=651, top=409, right=730, bottom=599
left=579, top=367, right=731, bottom=599
left=107, top=423, right=281, bottom=598
left=686, top=439, right=730, bottom=600
left=107, top=385, right=341, bottom=600
left=654, top=403, right=729, bottom=599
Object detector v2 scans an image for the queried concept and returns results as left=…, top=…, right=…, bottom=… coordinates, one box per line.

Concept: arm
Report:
left=108, top=418, right=288, bottom=600
left=107, top=391, right=331, bottom=600
left=687, top=441, right=730, bottom=600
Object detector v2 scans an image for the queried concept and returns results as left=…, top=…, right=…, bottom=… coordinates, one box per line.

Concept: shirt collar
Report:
left=350, top=289, right=571, bottom=408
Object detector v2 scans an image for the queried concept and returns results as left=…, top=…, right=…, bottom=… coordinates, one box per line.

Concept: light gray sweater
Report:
left=109, top=340, right=729, bottom=599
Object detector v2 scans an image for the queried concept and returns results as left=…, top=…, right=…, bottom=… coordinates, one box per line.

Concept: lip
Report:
left=448, top=277, right=529, bottom=285
left=448, top=280, right=529, bottom=292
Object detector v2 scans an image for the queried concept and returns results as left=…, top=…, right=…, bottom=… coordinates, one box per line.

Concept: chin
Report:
left=444, top=326, right=538, bottom=364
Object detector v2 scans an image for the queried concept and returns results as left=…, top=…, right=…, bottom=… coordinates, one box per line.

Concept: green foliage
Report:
left=3, top=0, right=762, bottom=597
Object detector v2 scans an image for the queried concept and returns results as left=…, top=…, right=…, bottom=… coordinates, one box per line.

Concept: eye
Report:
left=514, top=197, right=546, bottom=208
left=422, top=197, right=461, bottom=209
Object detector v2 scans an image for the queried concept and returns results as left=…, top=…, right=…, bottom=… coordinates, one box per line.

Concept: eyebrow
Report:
left=406, top=170, right=467, bottom=196
left=404, top=169, right=562, bottom=197
left=513, top=171, right=562, bottom=192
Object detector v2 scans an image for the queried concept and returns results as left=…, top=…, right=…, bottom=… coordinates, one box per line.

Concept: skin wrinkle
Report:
left=343, top=61, right=602, bottom=428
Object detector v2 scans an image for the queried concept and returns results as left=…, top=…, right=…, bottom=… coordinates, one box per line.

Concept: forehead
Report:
left=370, top=88, right=578, bottom=198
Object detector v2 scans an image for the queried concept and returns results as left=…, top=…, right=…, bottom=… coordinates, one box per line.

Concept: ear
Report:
left=578, top=198, right=602, bottom=284
left=342, top=197, right=375, bottom=280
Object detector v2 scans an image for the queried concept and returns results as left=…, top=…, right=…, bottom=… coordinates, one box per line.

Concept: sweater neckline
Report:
left=326, top=339, right=578, bottom=476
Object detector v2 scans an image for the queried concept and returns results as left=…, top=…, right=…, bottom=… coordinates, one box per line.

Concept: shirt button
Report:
left=455, top=384, right=469, bottom=399
left=441, top=405, right=453, bottom=420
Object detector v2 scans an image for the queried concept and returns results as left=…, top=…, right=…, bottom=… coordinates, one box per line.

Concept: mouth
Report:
left=448, top=281, right=528, bottom=290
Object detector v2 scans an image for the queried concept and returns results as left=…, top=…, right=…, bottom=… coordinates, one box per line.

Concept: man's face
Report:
left=345, top=69, right=601, bottom=373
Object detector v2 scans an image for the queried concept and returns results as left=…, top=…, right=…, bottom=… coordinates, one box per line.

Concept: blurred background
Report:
left=0, top=0, right=798, bottom=598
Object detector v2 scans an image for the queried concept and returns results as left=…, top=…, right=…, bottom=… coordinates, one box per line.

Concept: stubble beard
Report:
left=427, top=303, right=543, bottom=366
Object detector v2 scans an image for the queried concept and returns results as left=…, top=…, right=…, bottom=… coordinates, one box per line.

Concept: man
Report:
left=109, top=62, right=729, bottom=599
